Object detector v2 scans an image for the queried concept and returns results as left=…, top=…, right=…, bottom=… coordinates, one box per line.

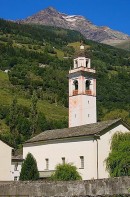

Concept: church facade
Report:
left=23, top=45, right=130, bottom=180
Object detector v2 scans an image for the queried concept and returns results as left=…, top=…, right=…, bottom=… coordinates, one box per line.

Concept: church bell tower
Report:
left=69, top=44, right=97, bottom=127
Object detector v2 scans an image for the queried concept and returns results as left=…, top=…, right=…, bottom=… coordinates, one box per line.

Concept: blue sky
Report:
left=0, top=0, right=130, bottom=35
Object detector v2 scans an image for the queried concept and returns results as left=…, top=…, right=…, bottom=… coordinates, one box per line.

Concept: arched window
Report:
left=74, top=80, right=78, bottom=90
left=86, top=60, right=88, bottom=67
left=86, top=80, right=90, bottom=90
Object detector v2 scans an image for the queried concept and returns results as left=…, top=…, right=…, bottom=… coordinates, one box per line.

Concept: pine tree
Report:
left=20, top=153, right=39, bottom=181
left=29, top=91, right=38, bottom=135
left=8, top=96, right=19, bottom=147
left=9, top=96, right=18, bottom=133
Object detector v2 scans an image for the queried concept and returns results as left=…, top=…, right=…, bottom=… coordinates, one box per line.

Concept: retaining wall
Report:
left=0, top=177, right=130, bottom=197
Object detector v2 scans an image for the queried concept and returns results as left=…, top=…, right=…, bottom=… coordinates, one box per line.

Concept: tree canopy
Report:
left=106, top=132, right=130, bottom=177
left=50, top=163, right=82, bottom=181
left=20, top=153, right=39, bottom=180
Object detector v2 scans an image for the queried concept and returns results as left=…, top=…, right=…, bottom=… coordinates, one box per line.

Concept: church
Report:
left=23, top=45, right=130, bottom=180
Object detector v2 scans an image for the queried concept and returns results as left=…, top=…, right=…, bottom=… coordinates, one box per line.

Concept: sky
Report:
left=0, top=0, right=130, bottom=35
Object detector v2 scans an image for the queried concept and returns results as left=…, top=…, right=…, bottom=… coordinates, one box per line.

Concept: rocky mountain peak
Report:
left=19, top=7, right=130, bottom=45
left=46, top=6, right=57, bottom=11
left=43, top=6, right=59, bottom=15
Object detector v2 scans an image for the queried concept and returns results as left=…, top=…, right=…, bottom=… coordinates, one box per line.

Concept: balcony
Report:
left=39, top=170, right=55, bottom=178
left=73, top=90, right=78, bottom=96
left=86, top=90, right=92, bottom=95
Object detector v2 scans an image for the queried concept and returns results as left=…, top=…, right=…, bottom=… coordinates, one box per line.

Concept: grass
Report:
left=114, top=39, right=130, bottom=51
left=68, top=41, right=81, bottom=49
left=108, top=70, right=118, bottom=79
left=0, top=71, right=10, bottom=85
left=14, top=41, right=65, bottom=59
left=0, top=71, right=68, bottom=121
left=54, top=48, right=64, bottom=59
left=68, top=42, right=90, bottom=51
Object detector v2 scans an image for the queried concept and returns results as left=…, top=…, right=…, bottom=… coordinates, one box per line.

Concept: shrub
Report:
left=20, top=153, right=39, bottom=180
left=106, top=132, right=130, bottom=177
left=50, top=163, right=82, bottom=181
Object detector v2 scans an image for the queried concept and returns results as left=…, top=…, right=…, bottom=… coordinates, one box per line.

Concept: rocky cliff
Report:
left=18, top=7, right=130, bottom=45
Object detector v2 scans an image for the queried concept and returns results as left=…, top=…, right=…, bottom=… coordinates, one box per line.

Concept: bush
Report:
left=106, top=132, right=130, bottom=177
left=50, top=163, right=82, bottom=181
left=20, top=153, right=39, bottom=180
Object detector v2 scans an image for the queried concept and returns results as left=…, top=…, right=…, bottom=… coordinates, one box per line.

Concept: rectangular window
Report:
left=14, top=176, right=18, bottom=181
left=62, top=157, right=65, bottom=164
left=45, top=158, right=49, bottom=170
left=80, top=156, right=84, bottom=169
left=14, top=162, right=18, bottom=171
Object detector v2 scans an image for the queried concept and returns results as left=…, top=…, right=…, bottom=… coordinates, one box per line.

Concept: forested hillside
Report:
left=0, top=18, right=130, bottom=148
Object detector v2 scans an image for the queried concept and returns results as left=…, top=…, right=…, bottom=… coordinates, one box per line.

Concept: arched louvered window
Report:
left=74, top=80, right=78, bottom=90
left=86, top=80, right=90, bottom=90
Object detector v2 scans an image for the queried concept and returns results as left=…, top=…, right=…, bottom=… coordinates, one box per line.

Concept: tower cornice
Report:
left=69, top=66, right=96, bottom=74
left=68, top=71, right=96, bottom=79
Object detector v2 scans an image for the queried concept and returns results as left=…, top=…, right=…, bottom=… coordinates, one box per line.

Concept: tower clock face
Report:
left=72, top=99, right=77, bottom=108
left=73, top=99, right=77, bottom=106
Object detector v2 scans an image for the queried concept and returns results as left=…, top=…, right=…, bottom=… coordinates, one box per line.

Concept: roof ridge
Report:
left=24, top=118, right=125, bottom=144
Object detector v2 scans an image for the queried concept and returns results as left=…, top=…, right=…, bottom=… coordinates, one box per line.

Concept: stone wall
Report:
left=0, top=177, right=130, bottom=197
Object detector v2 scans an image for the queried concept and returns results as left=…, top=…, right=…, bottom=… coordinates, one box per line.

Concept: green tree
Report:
left=37, top=112, right=48, bottom=133
left=29, top=91, right=38, bottom=135
left=9, top=96, right=18, bottom=133
left=50, top=163, right=82, bottom=181
left=106, top=132, right=130, bottom=177
left=102, top=109, right=130, bottom=124
left=17, top=115, right=30, bottom=137
left=20, top=153, right=39, bottom=180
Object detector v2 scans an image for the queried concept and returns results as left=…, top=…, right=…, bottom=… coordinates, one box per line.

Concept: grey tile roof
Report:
left=12, top=155, right=23, bottom=161
left=24, top=119, right=126, bottom=145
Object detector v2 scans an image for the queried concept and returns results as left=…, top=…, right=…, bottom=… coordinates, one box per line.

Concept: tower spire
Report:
left=68, top=43, right=97, bottom=127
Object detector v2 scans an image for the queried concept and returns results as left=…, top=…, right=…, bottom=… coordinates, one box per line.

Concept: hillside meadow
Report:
left=0, top=18, right=130, bottom=147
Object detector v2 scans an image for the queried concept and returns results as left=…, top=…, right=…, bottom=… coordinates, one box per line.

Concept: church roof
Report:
left=24, top=119, right=129, bottom=145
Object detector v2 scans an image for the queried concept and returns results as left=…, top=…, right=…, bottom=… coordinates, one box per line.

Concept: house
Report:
left=23, top=44, right=130, bottom=180
left=0, top=139, right=13, bottom=181
left=0, top=138, right=23, bottom=181
left=4, top=69, right=10, bottom=73
left=11, top=154, right=23, bottom=181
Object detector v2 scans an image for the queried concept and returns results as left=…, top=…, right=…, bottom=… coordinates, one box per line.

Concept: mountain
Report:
left=0, top=18, right=130, bottom=148
left=18, top=7, right=130, bottom=45
left=112, top=39, right=130, bottom=51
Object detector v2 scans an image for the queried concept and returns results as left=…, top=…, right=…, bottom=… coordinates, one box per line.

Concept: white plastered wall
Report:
left=0, top=140, right=12, bottom=181
left=11, top=161, right=22, bottom=180
left=23, top=123, right=130, bottom=180
left=74, top=57, right=91, bottom=68
left=23, top=137, right=97, bottom=180
left=69, top=95, right=97, bottom=127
